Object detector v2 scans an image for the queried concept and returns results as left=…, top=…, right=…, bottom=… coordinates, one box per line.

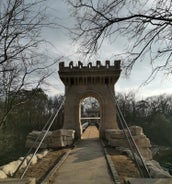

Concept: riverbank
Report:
left=152, top=145, right=172, bottom=174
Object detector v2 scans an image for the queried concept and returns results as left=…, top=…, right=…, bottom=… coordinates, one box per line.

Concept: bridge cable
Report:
left=116, top=100, right=151, bottom=177
left=20, top=98, right=65, bottom=179
left=116, top=102, right=145, bottom=177
left=13, top=97, right=65, bottom=179
left=13, top=106, right=58, bottom=177
left=107, top=85, right=151, bottom=178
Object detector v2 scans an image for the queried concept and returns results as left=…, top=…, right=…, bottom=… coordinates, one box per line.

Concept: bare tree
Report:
left=67, top=0, right=172, bottom=77
left=0, top=0, right=59, bottom=127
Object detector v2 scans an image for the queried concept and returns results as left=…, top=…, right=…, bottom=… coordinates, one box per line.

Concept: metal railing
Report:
left=107, top=85, right=151, bottom=178
left=13, top=97, right=65, bottom=179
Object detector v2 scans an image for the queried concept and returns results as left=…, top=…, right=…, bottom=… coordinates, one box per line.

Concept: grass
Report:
left=107, top=148, right=140, bottom=184
left=15, top=149, right=67, bottom=183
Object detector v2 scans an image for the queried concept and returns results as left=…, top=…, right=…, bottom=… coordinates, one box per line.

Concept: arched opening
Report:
left=59, top=61, right=121, bottom=139
left=79, top=96, right=100, bottom=138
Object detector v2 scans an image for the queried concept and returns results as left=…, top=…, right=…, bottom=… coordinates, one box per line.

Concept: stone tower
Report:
left=58, top=60, right=121, bottom=139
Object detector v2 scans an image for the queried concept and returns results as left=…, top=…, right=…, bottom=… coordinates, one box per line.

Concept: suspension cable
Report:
left=107, top=85, right=151, bottom=178
left=116, top=102, right=145, bottom=177
left=13, top=97, right=65, bottom=178
left=20, top=98, right=65, bottom=179
left=13, top=109, right=57, bottom=177
left=116, top=98, right=151, bottom=178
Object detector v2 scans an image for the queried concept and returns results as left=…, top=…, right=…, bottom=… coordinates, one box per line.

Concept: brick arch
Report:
left=58, top=61, right=121, bottom=139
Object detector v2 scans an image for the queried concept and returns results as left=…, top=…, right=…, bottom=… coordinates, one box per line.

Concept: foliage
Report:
left=2, top=88, right=64, bottom=131
left=116, top=92, right=172, bottom=146
left=0, top=88, right=64, bottom=165
left=0, top=128, right=27, bottom=166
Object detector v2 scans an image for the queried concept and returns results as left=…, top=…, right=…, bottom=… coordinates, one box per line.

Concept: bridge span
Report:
left=51, top=126, right=114, bottom=184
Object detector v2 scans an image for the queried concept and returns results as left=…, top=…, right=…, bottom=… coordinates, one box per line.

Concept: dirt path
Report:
left=82, top=125, right=99, bottom=139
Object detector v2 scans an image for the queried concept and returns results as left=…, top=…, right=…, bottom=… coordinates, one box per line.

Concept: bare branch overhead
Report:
left=67, top=0, right=172, bottom=76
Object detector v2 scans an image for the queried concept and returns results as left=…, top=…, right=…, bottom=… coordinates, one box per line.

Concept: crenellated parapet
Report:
left=59, top=60, right=121, bottom=70
left=58, top=60, right=121, bottom=86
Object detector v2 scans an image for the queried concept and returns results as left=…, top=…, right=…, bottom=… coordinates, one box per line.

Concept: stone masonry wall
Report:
left=105, top=126, right=152, bottom=160
left=25, top=129, right=75, bottom=149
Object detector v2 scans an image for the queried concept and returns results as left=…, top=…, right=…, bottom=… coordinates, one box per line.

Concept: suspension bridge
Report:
left=11, top=95, right=171, bottom=184
left=1, top=61, right=172, bottom=184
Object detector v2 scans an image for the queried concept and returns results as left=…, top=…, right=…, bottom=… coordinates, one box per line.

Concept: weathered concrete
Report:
left=53, top=138, right=114, bottom=184
left=0, top=178, right=35, bottom=184
left=58, top=61, right=121, bottom=138
left=124, top=178, right=172, bottom=184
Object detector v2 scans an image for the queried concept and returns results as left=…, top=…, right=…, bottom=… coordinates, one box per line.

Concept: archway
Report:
left=80, top=96, right=100, bottom=137
left=58, top=60, right=121, bottom=139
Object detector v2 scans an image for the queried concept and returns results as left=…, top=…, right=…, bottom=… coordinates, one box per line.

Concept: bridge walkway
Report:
left=53, top=126, right=114, bottom=184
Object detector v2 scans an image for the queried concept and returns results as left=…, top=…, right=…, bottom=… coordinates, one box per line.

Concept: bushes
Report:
left=116, top=93, right=172, bottom=147
left=0, top=129, right=27, bottom=166
left=0, top=88, right=64, bottom=165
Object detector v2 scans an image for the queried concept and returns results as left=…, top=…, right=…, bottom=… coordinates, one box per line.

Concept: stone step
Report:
left=125, top=178, right=172, bottom=184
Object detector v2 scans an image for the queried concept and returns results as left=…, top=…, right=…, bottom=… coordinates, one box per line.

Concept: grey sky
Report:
left=40, top=0, right=172, bottom=99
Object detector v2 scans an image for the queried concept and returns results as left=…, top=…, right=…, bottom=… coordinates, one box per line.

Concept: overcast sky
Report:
left=40, top=0, right=172, bottom=99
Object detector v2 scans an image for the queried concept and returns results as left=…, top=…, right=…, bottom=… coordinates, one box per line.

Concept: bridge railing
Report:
left=107, top=85, right=151, bottom=178
left=13, top=97, right=65, bottom=179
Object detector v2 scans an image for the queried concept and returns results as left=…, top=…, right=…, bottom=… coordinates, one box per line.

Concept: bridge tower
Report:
left=58, top=60, right=121, bottom=139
